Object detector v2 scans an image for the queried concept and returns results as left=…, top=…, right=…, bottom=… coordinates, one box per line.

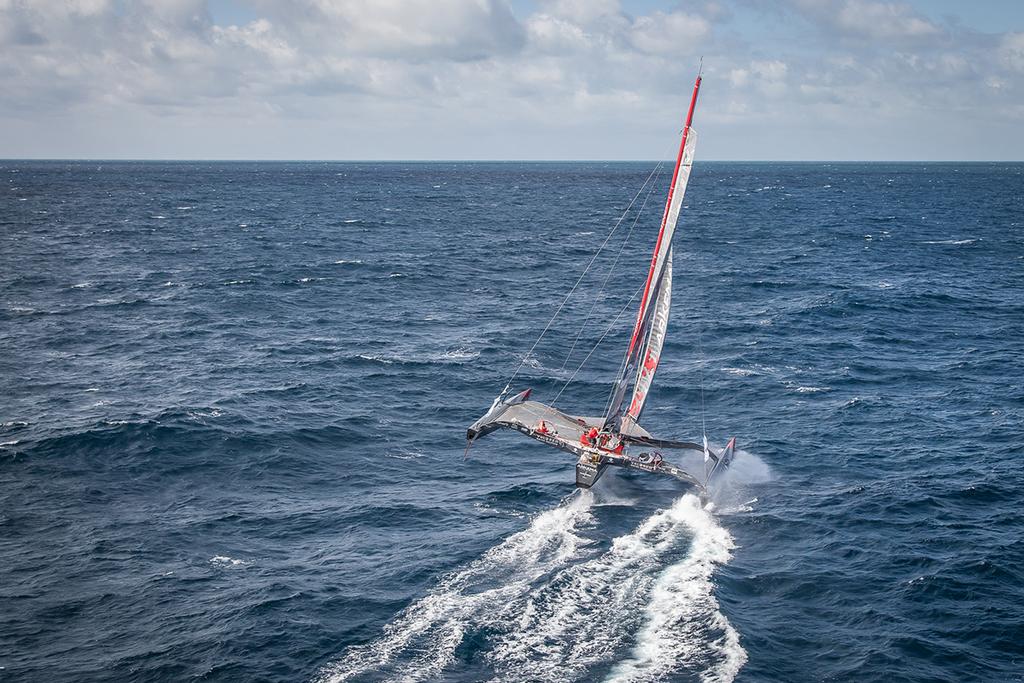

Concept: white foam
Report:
left=721, top=367, right=757, bottom=377
left=487, top=494, right=734, bottom=682
left=319, top=490, right=752, bottom=682
left=210, top=555, right=249, bottom=568
left=438, top=348, right=479, bottom=362
left=316, top=491, right=595, bottom=683
left=922, top=238, right=976, bottom=245
left=607, top=495, right=745, bottom=683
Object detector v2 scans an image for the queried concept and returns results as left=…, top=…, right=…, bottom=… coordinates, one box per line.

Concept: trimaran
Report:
left=466, top=71, right=736, bottom=493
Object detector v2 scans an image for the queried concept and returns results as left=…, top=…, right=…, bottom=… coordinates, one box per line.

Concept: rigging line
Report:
left=696, top=222, right=708, bottom=442
left=558, top=160, right=665, bottom=372
left=550, top=281, right=646, bottom=409
left=499, top=162, right=666, bottom=395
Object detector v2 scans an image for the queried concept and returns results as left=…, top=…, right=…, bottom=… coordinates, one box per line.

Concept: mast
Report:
left=604, top=73, right=702, bottom=432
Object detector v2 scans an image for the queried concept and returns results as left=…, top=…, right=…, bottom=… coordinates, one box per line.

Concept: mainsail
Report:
left=604, top=74, right=702, bottom=433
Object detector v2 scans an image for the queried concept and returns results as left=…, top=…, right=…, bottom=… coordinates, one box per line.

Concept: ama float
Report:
left=466, top=71, right=736, bottom=493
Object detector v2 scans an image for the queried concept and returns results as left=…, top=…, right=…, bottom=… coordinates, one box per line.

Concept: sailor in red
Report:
left=537, top=420, right=549, bottom=435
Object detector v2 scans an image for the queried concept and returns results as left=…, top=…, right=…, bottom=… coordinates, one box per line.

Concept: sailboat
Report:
left=466, top=72, right=736, bottom=492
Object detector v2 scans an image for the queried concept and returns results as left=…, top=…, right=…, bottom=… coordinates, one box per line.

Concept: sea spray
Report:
left=487, top=494, right=733, bottom=681
left=316, top=490, right=596, bottom=682
left=320, top=491, right=748, bottom=683
left=607, top=495, right=745, bottom=683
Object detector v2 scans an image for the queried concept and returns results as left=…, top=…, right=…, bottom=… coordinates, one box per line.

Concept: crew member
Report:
left=537, top=420, right=549, bottom=434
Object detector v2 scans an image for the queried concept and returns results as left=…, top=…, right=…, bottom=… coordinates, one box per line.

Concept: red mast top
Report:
left=625, top=73, right=702, bottom=359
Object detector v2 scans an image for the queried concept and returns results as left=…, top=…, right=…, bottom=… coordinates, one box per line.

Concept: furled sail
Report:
left=604, top=74, right=702, bottom=433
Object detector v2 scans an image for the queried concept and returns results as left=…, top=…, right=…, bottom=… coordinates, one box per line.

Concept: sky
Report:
left=1, top=0, right=1023, bottom=160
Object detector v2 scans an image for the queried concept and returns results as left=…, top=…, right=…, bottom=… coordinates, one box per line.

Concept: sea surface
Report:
left=1, top=160, right=1022, bottom=682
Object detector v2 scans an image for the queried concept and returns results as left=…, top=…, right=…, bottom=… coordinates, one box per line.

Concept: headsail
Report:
left=604, top=74, right=702, bottom=433
left=622, top=247, right=672, bottom=431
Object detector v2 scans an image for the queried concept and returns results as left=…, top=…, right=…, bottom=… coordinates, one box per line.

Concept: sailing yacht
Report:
left=466, top=72, right=736, bottom=492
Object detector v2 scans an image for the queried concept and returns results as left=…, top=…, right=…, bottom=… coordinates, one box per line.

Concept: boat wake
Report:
left=316, top=491, right=745, bottom=682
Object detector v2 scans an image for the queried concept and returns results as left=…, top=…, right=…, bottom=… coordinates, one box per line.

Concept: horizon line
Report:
left=2, top=158, right=1022, bottom=164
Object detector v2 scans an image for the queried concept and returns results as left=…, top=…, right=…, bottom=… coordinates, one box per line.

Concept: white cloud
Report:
left=0, top=0, right=1022, bottom=159
left=630, top=11, right=710, bottom=56
left=1001, top=32, right=1024, bottom=72
left=791, top=0, right=941, bottom=40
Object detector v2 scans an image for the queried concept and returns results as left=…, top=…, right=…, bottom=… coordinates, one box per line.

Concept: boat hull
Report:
left=575, top=458, right=608, bottom=487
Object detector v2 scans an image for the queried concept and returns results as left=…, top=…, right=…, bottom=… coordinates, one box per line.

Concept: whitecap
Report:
left=385, top=448, right=426, bottom=460
left=71, top=282, right=92, bottom=289
left=333, top=259, right=364, bottom=265
left=721, top=367, right=757, bottom=377
left=356, top=354, right=394, bottom=365
left=439, top=348, right=479, bottom=362
left=210, top=555, right=250, bottom=568
left=922, top=238, right=976, bottom=245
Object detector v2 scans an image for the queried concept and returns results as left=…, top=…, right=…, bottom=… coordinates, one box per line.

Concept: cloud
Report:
left=250, top=0, right=525, bottom=61
left=790, top=0, right=941, bottom=40
left=1001, top=32, right=1024, bottom=72
left=0, top=0, right=1022, bottom=159
left=630, top=11, right=710, bottom=56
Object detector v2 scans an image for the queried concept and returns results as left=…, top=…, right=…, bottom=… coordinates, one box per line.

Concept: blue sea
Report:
left=2, top=160, right=1022, bottom=682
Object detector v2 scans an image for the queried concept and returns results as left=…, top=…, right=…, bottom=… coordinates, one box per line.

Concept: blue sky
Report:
left=2, top=0, right=1023, bottom=160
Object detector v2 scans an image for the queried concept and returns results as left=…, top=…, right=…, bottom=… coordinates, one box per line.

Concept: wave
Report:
left=316, top=490, right=595, bottom=682
left=316, top=493, right=745, bottom=682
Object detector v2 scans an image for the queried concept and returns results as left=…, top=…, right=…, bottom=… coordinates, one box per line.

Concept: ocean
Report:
left=1, top=160, right=1022, bottom=682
